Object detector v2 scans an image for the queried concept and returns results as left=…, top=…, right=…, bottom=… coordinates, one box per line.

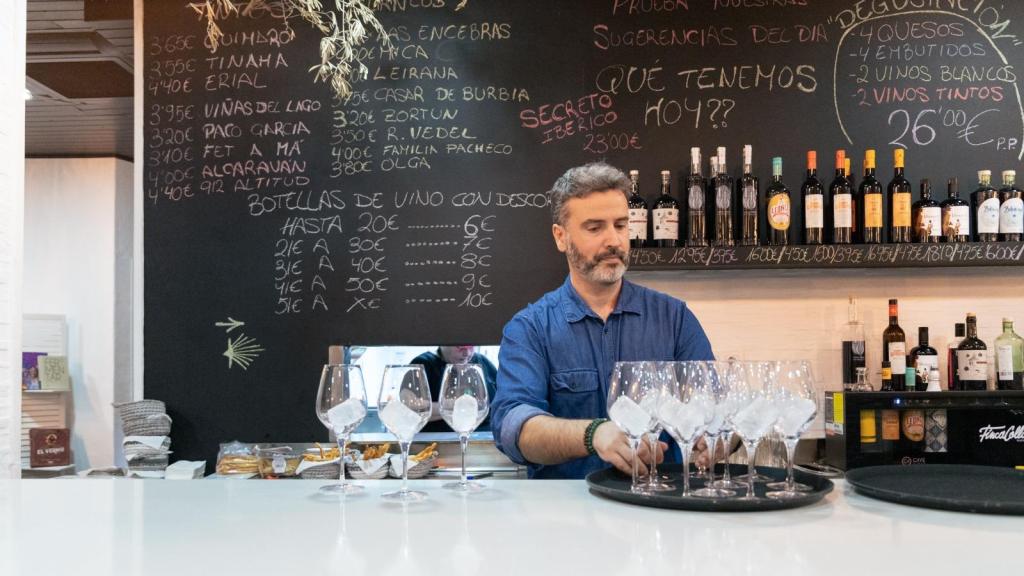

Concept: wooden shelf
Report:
left=628, top=242, right=1024, bottom=271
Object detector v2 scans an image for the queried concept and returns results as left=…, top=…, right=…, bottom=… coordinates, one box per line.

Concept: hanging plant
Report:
left=189, top=0, right=394, bottom=101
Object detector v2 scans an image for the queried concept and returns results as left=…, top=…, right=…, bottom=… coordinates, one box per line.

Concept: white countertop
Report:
left=1, top=478, right=1020, bottom=575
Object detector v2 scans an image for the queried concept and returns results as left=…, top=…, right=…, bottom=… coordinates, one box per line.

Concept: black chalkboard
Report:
left=143, top=1, right=1024, bottom=464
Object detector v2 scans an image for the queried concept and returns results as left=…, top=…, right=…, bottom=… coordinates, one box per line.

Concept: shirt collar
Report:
left=558, top=275, right=642, bottom=323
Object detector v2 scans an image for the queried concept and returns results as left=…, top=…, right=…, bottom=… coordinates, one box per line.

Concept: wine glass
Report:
left=643, top=363, right=674, bottom=492
left=731, top=361, right=780, bottom=500
left=692, top=361, right=736, bottom=498
left=658, top=361, right=709, bottom=497
left=378, top=365, right=432, bottom=502
left=607, top=361, right=659, bottom=494
left=766, top=360, right=819, bottom=499
left=315, top=364, right=368, bottom=495
left=439, top=363, right=489, bottom=493
left=712, top=359, right=747, bottom=492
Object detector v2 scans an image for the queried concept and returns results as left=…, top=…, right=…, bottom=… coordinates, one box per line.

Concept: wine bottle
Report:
left=973, top=170, right=999, bottom=242
left=714, top=147, right=734, bottom=247
left=841, top=297, right=866, bottom=390
left=887, top=149, right=912, bottom=243
left=912, top=179, right=941, bottom=243
left=765, top=156, right=791, bottom=246
left=998, top=170, right=1023, bottom=242
left=947, top=322, right=966, bottom=391
left=909, top=327, right=939, bottom=392
left=941, top=177, right=971, bottom=242
left=846, top=156, right=859, bottom=242
left=686, top=147, right=707, bottom=248
left=995, top=318, right=1024, bottom=391
left=706, top=155, right=718, bottom=246
left=627, top=170, right=648, bottom=249
left=957, top=313, right=989, bottom=391
left=882, top=299, right=907, bottom=391
left=880, top=361, right=894, bottom=392
left=860, top=149, right=884, bottom=244
left=651, top=170, right=680, bottom=248
left=831, top=150, right=854, bottom=244
left=738, top=144, right=759, bottom=246
left=802, top=151, right=825, bottom=245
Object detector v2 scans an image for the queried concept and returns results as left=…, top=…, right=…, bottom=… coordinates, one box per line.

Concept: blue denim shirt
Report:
left=491, top=276, right=715, bottom=479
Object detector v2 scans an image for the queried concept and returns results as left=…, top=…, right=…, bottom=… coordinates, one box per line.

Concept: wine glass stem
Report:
left=400, top=441, right=411, bottom=494
left=706, top=435, right=718, bottom=485
left=648, top=434, right=658, bottom=485
left=746, top=440, right=760, bottom=497
left=629, top=437, right=641, bottom=491
left=459, top=433, right=469, bottom=486
left=681, top=443, right=692, bottom=497
left=721, top=431, right=733, bottom=482
left=784, top=438, right=798, bottom=491
left=337, top=436, right=349, bottom=484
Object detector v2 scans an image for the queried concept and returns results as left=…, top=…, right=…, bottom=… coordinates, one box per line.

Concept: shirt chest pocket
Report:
left=549, top=370, right=602, bottom=420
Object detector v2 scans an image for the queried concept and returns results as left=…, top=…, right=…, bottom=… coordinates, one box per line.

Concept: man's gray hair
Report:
left=548, top=162, right=631, bottom=225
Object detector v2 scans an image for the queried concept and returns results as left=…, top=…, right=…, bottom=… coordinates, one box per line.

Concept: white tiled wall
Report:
left=632, top=266, right=1024, bottom=391
left=0, top=3, right=26, bottom=480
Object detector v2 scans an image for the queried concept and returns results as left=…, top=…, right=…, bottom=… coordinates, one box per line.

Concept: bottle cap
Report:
left=1004, top=170, right=1016, bottom=178
left=1004, top=317, right=1013, bottom=324
left=894, top=148, right=905, bottom=167
left=919, top=326, right=929, bottom=341
left=979, top=170, right=991, bottom=178
left=835, top=149, right=846, bottom=169
left=865, top=149, right=876, bottom=168
left=772, top=157, right=783, bottom=175
left=889, top=298, right=898, bottom=305
left=629, top=169, right=639, bottom=177
left=660, top=169, right=670, bottom=178
left=807, top=150, right=817, bottom=169
left=743, top=144, right=752, bottom=165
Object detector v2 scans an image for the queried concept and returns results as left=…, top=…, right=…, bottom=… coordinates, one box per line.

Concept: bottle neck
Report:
left=807, top=168, right=817, bottom=178
left=967, top=320, right=978, bottom=338
left=894, top=167, right=905, bottom=179
left=1003, top=321, right=1014, bottom=334
left=743, top=163, right=752, bottom=175
left=865, top=168, right=876, bottom=178
left=772, top=174, right=783, bottom=184
left=889, top=304, right=899, bottom=326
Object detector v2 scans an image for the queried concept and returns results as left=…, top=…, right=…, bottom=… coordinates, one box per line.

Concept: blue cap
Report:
left=772, top=157, right=783, bottom=176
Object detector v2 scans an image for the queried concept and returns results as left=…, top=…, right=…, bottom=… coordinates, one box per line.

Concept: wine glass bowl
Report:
left=439, top=363, right=489, bottom=492
left=607, top=361, right=660, bottom=494
left=315, top=364, right=368, bottom=495
left=658, top=361, right=710, bottom=497
left=766, top=360, right=819, bottom=499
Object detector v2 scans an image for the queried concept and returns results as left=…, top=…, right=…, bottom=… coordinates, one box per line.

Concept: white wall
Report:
left=23, top=158, right=133, bottom=470
left=0, top=1, right=26, bottom=480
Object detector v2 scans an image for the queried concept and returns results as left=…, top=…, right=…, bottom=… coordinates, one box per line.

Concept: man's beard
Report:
left=566, top=239, right=628, bottom=285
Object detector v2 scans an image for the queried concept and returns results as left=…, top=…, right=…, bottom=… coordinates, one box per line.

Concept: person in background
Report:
left=411, top=345, right=498, bottom=432
left=490, top=162, right=716, bottom=479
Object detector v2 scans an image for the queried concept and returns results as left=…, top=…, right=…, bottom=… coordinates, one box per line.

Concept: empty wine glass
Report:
left=766, top=360, right=819, bottom=499
left=712, top=360, right=747, bottom=492
left=644, top=364, right=674, bottom=492
left=439, top=363, right=489, bottom=493
left=693, top=361, right=736, bottom=498
left=731, top=361, right=780, bottom=500
left=658, top=361, right=709, bottom=497
left=315, top=364, right=368, bottom=495
left=607, top=361, right=659, bottom=494
left=378, top=365, right=432, bottom=502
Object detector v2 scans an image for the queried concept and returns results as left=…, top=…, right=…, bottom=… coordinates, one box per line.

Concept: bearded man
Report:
left=490, top=162, right=715, bottom=479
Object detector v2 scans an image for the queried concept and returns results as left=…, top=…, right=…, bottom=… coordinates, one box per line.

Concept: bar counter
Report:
left=2, top=477, right=1019, bottom=575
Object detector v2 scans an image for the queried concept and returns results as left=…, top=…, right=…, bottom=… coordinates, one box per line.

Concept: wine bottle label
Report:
left=997, top=344, right=1014, bottom=380
left=918, top=207, right=941, bottom=237
left=833, top=194, right=853, bottom=227
left=716, top=184, right=731, bottom=210
left=924, top=409, right=948, bottom=453
left=860, top=410, right=877, bottom=444
left=893, top=193, right=912, bottom=226
left=804, top=194, right=824, bottom=228
left=999, top=197, right=1024, bottom=233
left=652, top=208, right=679, bottom=240
left=943, top=205, right=970, bottom=236
left=768, top=194, right=791, bottom=230
left=628, top=209, right=647, bottom=240
left=864, top=195, right=883, bottom=228
left=881, top=410, right=900, bottom=441
left=978, top=197, right=1000, bottom=233
left=915, top=354, right=939, bottom=381
left=957, top=350, right=988, bottom=381
left=688, top=184, right=704, bottom=210
left=889, top=341, right=907, bottom=373
left=902, top=410, right=925, bottom=442
left=743, top=183, right=757, bottom=210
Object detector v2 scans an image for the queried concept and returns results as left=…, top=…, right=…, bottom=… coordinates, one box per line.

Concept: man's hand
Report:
left=691, top=437, right=710, bottom=470
left=592, top=423, right=666, bottom=476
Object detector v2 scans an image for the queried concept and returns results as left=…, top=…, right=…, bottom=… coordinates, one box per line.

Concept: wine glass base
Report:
left=644, top=480, right=675, bottom=492
left=735, top=472, right=773, bottom=483
left=318, top=483, right=363, bottom=495
left=766, top=481, right=812, bottom=492
left=381, top=489, right=428, bottom=502
left=692, top=487, right=736, bottom=498
left=765, top=489, right=807, bottom=500
left=710, top=479, right=746, bottom=490
left=443, top=480, right=486, bottom=493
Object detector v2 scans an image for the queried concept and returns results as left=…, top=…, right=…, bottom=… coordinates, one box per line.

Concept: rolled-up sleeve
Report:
left=675, top=303, right=715, bottom=361
left=491, top=314, right=551, bottom=466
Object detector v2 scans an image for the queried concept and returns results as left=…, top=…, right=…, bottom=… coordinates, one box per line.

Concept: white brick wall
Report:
left=0, top=2, right=26, bottom=480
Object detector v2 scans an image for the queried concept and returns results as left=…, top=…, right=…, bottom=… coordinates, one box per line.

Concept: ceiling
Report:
left=26, top=0, right=134, bottom=159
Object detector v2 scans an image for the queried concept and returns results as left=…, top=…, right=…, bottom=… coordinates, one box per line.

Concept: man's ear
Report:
left=552, top=223, right=568, bottom=253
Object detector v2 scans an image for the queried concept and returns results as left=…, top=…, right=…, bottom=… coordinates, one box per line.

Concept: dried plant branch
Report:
left=190, top=0, right=392, bottom=101
left=455, top=0, right=469, bottom=11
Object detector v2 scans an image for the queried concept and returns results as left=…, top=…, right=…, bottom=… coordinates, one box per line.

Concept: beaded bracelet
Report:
left=584, top=418, right=609, bottom=457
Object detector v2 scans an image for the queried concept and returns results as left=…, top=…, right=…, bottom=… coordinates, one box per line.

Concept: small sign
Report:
left=30, top=428, right=71, bottom=468
left=38, top=356, right=70, bottom=391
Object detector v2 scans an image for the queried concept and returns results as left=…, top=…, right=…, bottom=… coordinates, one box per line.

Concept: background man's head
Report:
left=548, top=163, right=631, bottom=285
left=440, top=345, right=475, bottom=364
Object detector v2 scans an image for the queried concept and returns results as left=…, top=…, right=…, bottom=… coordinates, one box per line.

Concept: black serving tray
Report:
left=845, top=465, right=1024, bottom=515
left=586, top=464, right=833, bottom=512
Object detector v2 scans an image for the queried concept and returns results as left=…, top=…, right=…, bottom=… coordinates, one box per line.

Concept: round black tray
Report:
left=845, top=465, right=1024, bottom=515
left=586, top=464, right=834, bottom=512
